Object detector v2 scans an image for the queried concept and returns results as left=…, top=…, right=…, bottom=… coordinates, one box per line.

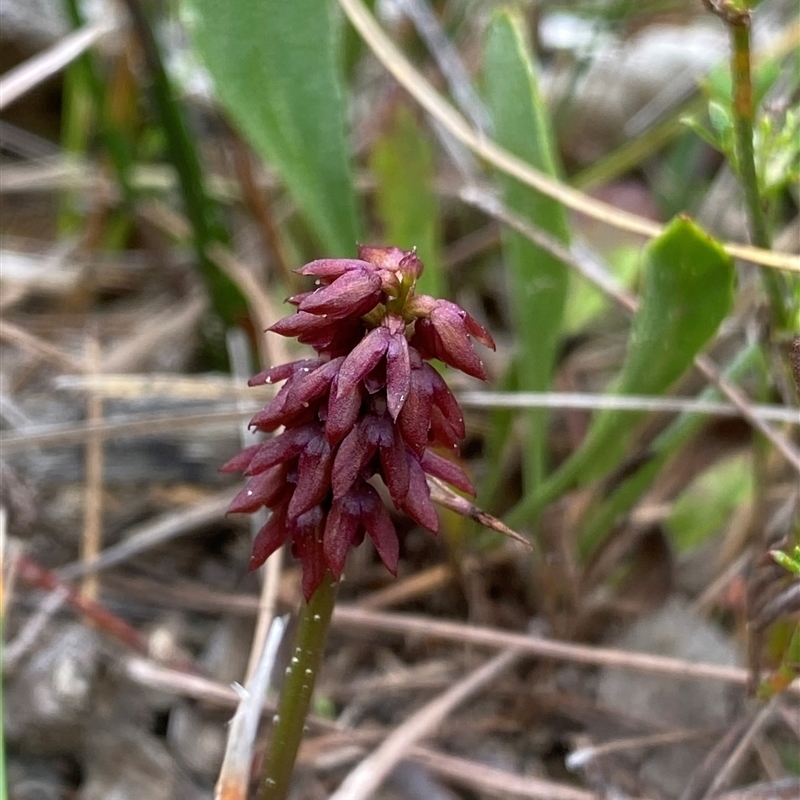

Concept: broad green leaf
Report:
left=569, top=216, right=735, bottom=484
left=507, top=216, right=735, bottom=528
left=370, top=104, right=444, bottom=298
left=563, top=244, right=640, bottom=333
left=185, top=0, right=361, bottom=254
left=484, top=9, right=571, bottom=495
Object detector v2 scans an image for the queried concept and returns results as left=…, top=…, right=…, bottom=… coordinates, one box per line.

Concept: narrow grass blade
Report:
left=483, top=8, right=571, bottom=496
left=575, top=344, right=760, bottom=556
left=186, top=0, right=361, bottom=254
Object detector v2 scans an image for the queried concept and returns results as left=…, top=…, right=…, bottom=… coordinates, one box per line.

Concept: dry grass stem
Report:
left=0, top=19, right=118, bottom=111
left=0, top=319, right=86, bottom=372
left=700, top=698, right=778, bottom=799
left=338, top=0, right=800, bottom=273
left=332, top=606, right=800, bottom=694
left=55, top=373, right=800, bottom=426
left=0, top=406, right=255, bottom=453
left=459, top=391, right=800, bottom=425
left=327, top=648, right=522, bottom=800
left=567, top=727, right=719, bottom=769
left=215, top=616, right=287, bottom=800
left=357, top=564, right=455, bottom=610
left=80, top=333, right=104, bottom=601
left=407, top=746, right=607, bottom=800
left=122, top=654, right=606, bottom=800
left=56, top=490, right=235, bottom=581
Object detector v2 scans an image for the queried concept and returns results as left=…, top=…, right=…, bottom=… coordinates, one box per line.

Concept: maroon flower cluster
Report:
left=222, top=246, right=494, bottom=600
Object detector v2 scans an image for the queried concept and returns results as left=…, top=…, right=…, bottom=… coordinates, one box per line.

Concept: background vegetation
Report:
left=1, top=1, right=799, bottom=798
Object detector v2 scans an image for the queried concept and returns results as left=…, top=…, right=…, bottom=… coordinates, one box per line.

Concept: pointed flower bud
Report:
left=224, top=246, right=493, bottom=600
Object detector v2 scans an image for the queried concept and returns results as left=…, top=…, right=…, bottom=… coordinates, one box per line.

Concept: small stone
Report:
left=596, top=598, right=742, bottom=798
left=5, top=622, right=100, bottom=756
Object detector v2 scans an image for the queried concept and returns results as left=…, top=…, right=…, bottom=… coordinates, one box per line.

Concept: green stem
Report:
left=258, top=572, right=339, bottom=800
left=61, top=0, right=136, bottom=223
left=730, top=21, right=768, bottom=248
left=728, top=14, right=791, bottom=328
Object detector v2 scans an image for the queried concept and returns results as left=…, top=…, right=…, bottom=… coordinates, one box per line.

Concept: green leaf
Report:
left=708, top=101, right=733, bottom=139
left=507, top=216, right=735, bottom=528
left=563, top=244, right=640, bottom=333
left=369, top=104, right=444, bottom=298
left=770, top=548, right=800, bottom=576
left=681, top=114, right=723, bottom=153
left=666, top=454, right=753, bottom=552
left=572, top=216, right=735, bottom=483
left=573, top=344, right=760, bottom=556
left=483, top=8, right=571, bottom=495
left=185, top=0, right=361, bottom=254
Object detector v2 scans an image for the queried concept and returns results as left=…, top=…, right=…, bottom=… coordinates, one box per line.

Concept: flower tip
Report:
left=465, top=314, right=496, bottom=351
left=398, top=250, right=424, bottom=281
left=357, top=244, right=408, bottom=270
left=248, top=556, right=265, bottom=573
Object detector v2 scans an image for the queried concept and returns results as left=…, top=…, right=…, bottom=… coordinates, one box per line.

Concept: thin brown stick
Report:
left=358, top=564, right=455, bottom=610
left=80, top=333, right=104, bottom=601
left=97, top=576, right=798, bottom=694
left=57, top=374, right=800, bottom=424
left=57, top=490, right=235, bottom=581
left=327, top=649, right=522, bottom=800
left=695, top=354, right=800, bottom=473
left=123, top=655, right=275, bottom=711
left=208, top=243, right=286, bottom=368
left=0, top=406, right=256, bottom=453
left=567, top=727, right=719, bottom=770
left=229, top=135, right=294, bottom=286
left=712, top=779, right=800, bottom=800
left=407, top=746, right=603, bottom=800
left=15, top=555, right=152, bottom=658
left=3, top=585, right=68, bottom=670
left=122, top=656, right=604, bottom=800
left=331, top=605, right=800, bottom=694
left=101, top=293, right=207, bottom=373
left=0, top=318, right=86, bottom=372
left=701, top=698, right=778, bottom=799
left=0, top=19, right=117, bottom=111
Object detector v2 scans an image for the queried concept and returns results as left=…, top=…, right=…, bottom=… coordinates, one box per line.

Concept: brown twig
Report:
left=229, top=134, right=295, bottom=287
left=122, top=654, right=603, bottom=800
left=0, top=319, right=86, bottom=373
left=320, top=649, right=522, bottom=800
left=701, top=698, right=778, bottom=799
left=0, top=19, right=117, bottom=111
left=80, top=331, right=104, bottom=601
left=56, top=490, right=235, bottom=581
left=15, top=555, right=151, bottom=658
left=331, top=605, right=799, bottom=694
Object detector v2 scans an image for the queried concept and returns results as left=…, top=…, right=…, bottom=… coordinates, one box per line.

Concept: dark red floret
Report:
left=225, top=246, right=493, bottom=600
